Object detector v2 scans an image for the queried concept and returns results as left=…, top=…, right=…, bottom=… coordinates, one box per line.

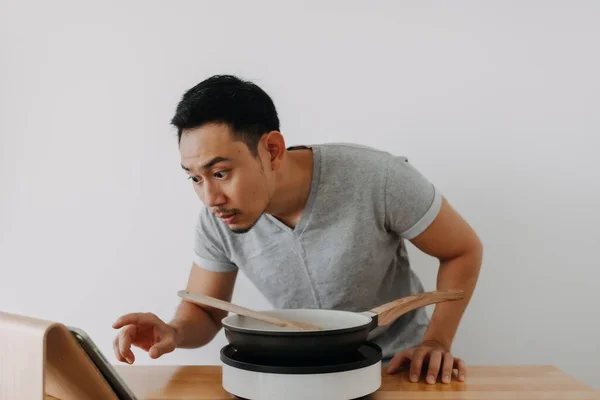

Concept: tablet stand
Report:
left=0, top=310, right=118, bottom=400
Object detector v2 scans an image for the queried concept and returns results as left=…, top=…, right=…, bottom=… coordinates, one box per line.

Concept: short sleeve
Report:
left=192, top=211, right=238, bottom=272
left=384, top=155, right=442, bottom=239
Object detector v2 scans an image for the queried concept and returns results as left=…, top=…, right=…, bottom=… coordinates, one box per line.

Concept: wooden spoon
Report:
left=177, top=290, right=323, bottom=331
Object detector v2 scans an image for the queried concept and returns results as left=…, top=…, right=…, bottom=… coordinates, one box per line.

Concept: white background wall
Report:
left=1, top=0, right=599, bottom=390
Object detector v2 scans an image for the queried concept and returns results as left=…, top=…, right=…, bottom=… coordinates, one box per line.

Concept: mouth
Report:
left=216, top=213, right=238, bottom=224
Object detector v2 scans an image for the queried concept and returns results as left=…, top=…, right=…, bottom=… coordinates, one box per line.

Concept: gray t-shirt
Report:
left=192, top=143, right=442, bottom=359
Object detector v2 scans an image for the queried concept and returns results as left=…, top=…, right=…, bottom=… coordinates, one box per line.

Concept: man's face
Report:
left=179, top=123, right=275, bottom=233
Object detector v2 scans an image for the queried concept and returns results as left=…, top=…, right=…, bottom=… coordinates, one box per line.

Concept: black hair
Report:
left=170, top=75, right=280, bottom=155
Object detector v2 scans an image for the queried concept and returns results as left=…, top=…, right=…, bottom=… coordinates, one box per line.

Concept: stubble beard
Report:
left=230, top=210, right=265, bottom=234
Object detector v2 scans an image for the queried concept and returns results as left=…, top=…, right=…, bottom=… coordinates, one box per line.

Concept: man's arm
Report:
left=386, top=195, right=482, bottom=382
left=169, top=263, right=238, bottom=348
left=409, top=196, right=483, bottom=350
left=381, top=155, right=482, bottom=382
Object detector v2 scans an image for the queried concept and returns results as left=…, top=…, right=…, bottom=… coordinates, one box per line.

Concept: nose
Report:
left=203, top=181, right=226, bottom=207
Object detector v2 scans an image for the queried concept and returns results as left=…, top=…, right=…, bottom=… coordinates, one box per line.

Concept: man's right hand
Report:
left=110, top=264, right=238, bottom=364
left=111, top=312, right=181, bottom=364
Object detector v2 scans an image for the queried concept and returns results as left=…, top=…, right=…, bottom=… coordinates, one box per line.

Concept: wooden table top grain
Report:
left=76, top=364, right=598, bottom=400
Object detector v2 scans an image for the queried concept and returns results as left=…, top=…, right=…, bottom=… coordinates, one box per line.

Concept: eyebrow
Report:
left=181, top=156, right=231, bottom=172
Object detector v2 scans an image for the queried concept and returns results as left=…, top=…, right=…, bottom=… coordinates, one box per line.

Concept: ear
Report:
left=261, top=131, right=286, bottom=171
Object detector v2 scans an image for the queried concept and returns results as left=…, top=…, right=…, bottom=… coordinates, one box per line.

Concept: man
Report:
left=112, top=75, right=483, bottom=385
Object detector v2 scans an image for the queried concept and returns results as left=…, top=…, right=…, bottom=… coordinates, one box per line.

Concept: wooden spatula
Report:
left=177, top=290, right=323, bottom=331
left=367, top=289, right=465, bottom=326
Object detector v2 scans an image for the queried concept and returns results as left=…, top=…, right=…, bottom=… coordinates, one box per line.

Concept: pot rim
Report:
left=221, top=308, right=374, bottom=336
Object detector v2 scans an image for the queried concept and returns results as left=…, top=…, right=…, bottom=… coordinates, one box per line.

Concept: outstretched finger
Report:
left=426, top=350, right=443, bottom=384
left=441, top=352, right=455, bottom=384
left=119, top=325, right=136, bottom=364
left=386, top=350, right=411, bottom=374
left=409, top=348, right=429, bottom=383
left=456, top=358, right=467, bottom=381
left=113, top=336, right=126, bottom=363
left=112, top=312, right=158, bottom=329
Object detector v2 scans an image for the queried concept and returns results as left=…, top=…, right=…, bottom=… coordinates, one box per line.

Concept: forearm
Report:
left=169, top=301, right=221, bottom=349
left=423, top=247, right=482, bottom=350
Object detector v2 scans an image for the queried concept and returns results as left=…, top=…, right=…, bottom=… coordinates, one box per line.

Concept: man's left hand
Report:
left=386, top=340, right=466, bottom=384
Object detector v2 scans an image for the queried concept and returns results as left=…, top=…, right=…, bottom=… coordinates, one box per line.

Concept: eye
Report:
left=214, top=170, right=229, bottom=179
left=188, top=176, right=202, bottom=184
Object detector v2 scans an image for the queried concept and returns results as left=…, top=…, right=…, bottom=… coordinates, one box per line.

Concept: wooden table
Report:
left=102, top=365, right=599, bottom=399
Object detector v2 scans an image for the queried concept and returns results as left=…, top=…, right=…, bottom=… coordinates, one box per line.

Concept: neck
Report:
left=265, top=148, right=313, bottom=228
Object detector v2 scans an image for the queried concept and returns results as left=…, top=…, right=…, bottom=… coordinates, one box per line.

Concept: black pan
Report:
left=219, top=289, right=464, bottom=359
